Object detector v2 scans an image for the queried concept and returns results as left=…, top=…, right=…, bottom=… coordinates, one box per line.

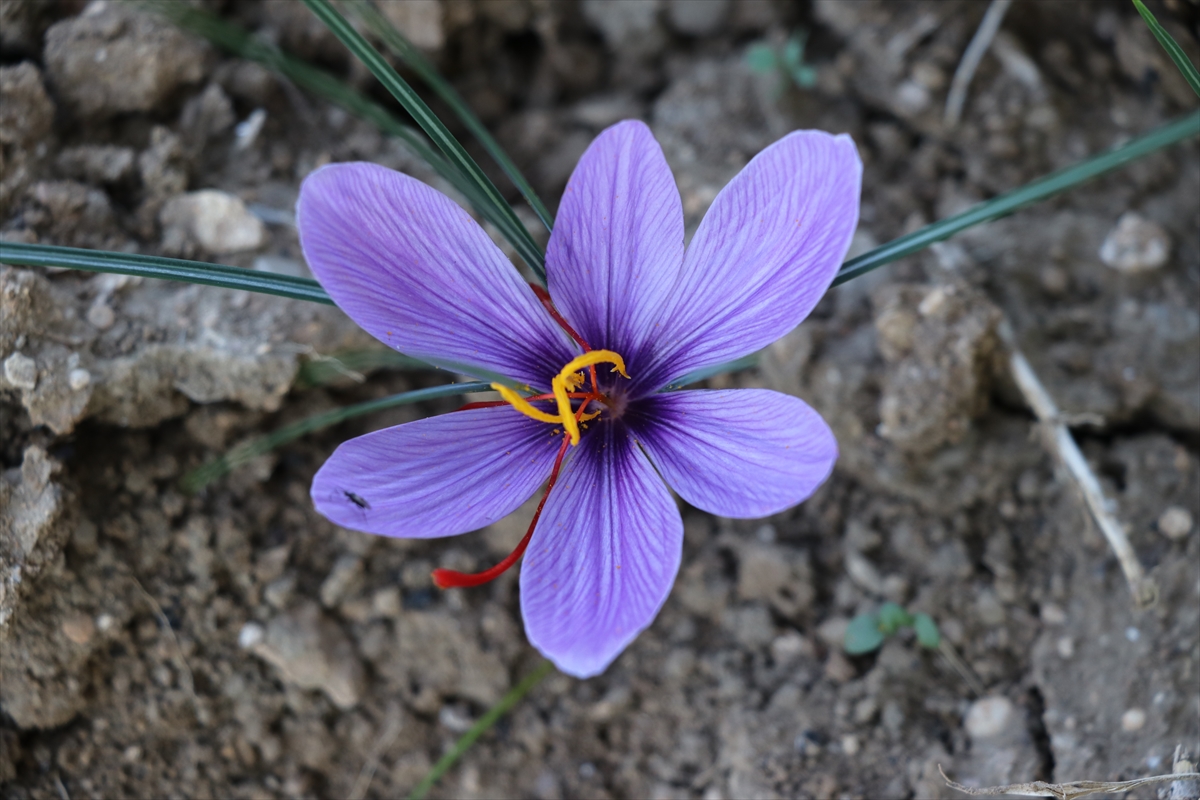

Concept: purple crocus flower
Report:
left=297, top=120, right=861, bottom=678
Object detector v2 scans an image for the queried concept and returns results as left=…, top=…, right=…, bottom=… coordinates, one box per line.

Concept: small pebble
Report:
left=1099, top=212, right=1170, bottom=273
left=61, top=613, right=95, bottom=645
left=964, top=696, right=1015, bottom=740
left=95, top=613, right=115, bottom=632
left=1057, top=636, right=1075, bottom=658
left=1158, top=506, right=1193, bottom=541
left=1039, top=265, right=1069, bottom=296
left=238, top=622, right=265, bottom=649
left=1125, top=627, right=1140, bottom=643
left=86, top=302, right=115, bottom=329
left=68, top=367, right=91, bottom=391
left=1040, top=602, right=1067, bottom=625
left=841, top=734, right=860, bottom=756
left=1121, top=707, right=1146, bottom=732
left=3, top=351, right=37, bottom=390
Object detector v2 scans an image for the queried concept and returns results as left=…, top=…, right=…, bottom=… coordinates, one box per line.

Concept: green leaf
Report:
left=790, top=64, right=818, bottom=89
left=345, top=0, right=554, bottom=233
left=661, top=352, right=761, bottom=391
left=0, top=242, right=334, bottom=305
left=912, top=613, right=941, bottom=649
left=181, top=381, right=491, bottom=492
left=1132, top=0, right=1200, bottom=98
left=409, top=660, right=554, bottom=800
left=781, top=32, right=805, bottom=69
left=144, top=2, right=524, bottom=280
left=835, top=110, right=1200, bottom=286
left=296, top=348, right=431, bottom=387
left=877, top=602, right=913, bottom=634
left=844, top=613, right=886, bottom=654
left=301, top=0, right=547, bottom=282
left=745, top=43, right=778, bottom=74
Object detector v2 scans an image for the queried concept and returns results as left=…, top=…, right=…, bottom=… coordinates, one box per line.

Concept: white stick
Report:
left=944, top=0, right=1014, bottom=127
left=998, top=321, right=1157, bottom=609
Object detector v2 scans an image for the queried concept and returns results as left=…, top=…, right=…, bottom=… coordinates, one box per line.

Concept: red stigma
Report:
left=432, top=431, right=572, bottom=589
left=435, top=288, right=618, bottom=588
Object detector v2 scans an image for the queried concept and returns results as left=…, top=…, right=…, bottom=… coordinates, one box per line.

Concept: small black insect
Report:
left=342, top=491, right=371, bottom=510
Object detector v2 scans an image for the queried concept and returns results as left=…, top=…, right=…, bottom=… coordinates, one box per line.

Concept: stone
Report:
left=160, top=190, right=266, bottom=255
left=1120, top=707, right=1146, bottom=732
left=318, top=555, right=363, bottom=608
left=583, top=0, right=661, bottom=46
left=1158, top=506, right=1193, bottom=541
left=667, top=0, right=729, bottom=36
left=1099, top=212, right=1170, bottom=273
left=246, top=602, right=365, bottom=710
left=965, top=696, right=1016, bottom=740
left=56, top=145, right=136, bottom=186
left=67, top=369, right=91, bottom=392
left=379, top=0, right=444, bottom=50
left=61, top=613, right=95, bottom=646
left=3, top=352, right=37, bottom=390
left=872, top=283, right=1001, bottom=455
left=0, top=63, right=55, bottom=147
left=43, top=1, right=209, bottom=118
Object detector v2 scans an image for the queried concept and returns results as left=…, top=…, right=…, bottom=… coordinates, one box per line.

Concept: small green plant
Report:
left=844, top=602, right=941, bottom=655
left=746, top=31, right=818, bottom=95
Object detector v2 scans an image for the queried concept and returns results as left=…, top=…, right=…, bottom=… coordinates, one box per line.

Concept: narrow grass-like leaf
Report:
left=302, top=0, right=547, bottom=281
left=834, top=110, right=1200, bottom=286
left=146, top=2, right=523, bottom=267
left=0, top=242, right=334, bottom=304
left=181, top=381, right=491, bottom=492
left=409, top=660, right=555, bottom=800
left=663, top=353, right=761, bottom=391
left=345, top=0, right=554, bottom=232
left=297, top=348, right=431, bottom=387
left=1132, top=0, right=1200, bottom=98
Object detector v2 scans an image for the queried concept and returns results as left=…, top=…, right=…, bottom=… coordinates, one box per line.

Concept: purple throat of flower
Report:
left=433, top=284, right=629, bottom=590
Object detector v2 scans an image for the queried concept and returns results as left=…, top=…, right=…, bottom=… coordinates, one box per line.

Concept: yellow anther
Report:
left=559, top=350, right=630, bottom=381
left=490, top=384, right=560, bottom=424
left=563, top=372, right=585, bottom=392
left=552, top=350, right=629, bottom=445
left=492, top=350, right=629, bottom=445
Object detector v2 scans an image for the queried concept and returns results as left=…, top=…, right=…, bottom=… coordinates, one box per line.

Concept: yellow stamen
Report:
left=552, top=350, right=629, bottom=445
left=563, top=372, right=585, bottom=392
left=490, top=384, right=560, bottom=424
left=491, top=350, right=629, bottom=445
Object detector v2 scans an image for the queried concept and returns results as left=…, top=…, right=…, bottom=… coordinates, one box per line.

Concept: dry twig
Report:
left=998, top=320, right=1157, bottom=608
left=940, top=764, right=1200, bottom=800
left=945, top=0, right=1014, bottom=126
left=132, top=576, right=200, bottom=716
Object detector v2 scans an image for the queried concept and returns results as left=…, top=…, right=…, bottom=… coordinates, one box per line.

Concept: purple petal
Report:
left=520, top=423, right=683, bottom=678
left=311, top=406, right=562, bottom=538
left=298, top=162, right=574, bottom=388
left=546, top=120, right=684, bottom=390
left=631, top=389, right=837, bottom=518
left=642, top=131, right=862, bottom=390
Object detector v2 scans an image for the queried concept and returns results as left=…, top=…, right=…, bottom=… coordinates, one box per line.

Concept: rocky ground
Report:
left=2, top=1, right=1198, bottom=798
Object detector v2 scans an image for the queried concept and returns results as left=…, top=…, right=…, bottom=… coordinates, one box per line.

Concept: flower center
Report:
left=489, top=350, right=629, bottom=445
left=431, top=286, right=629, bottom=591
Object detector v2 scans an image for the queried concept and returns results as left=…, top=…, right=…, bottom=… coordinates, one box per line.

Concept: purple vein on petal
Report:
left=297, top=162, right=575, bottom=388
left=520, top=422, right=683, bottom=678
left=311, top=406, right=563, bottom=539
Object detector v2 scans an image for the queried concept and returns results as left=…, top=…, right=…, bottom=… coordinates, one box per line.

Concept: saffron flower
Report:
left=298, top=120, right=861, bottom=678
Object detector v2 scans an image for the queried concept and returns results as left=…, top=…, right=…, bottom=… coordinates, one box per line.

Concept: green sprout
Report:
left=745, top=31, right=818, bottom=95
left=844, top=602, right=942, bottom=655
